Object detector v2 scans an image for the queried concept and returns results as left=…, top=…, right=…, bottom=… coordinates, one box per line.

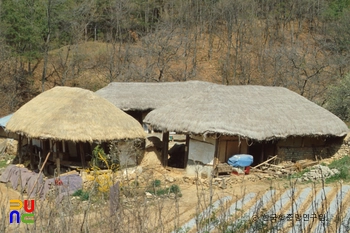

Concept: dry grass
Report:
left=1, top=165, right=350, bottom=233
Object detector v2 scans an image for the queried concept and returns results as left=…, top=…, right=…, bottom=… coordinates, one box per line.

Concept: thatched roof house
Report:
left=6, top=86, right=145, bottom=170
left=95, top=81, right=215, bottom=124
left=143, top=85, right=348, bottom=174
left=144, top=85, right=348, bottom=140
left=7, top=86, right=145, bottom=142
left=95, top=80, right=215, bottom=111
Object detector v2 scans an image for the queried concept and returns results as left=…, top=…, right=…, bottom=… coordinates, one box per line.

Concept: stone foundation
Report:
left=277, top=135, right=345, bottom=162
left=278, top=146, right=339, bottom=161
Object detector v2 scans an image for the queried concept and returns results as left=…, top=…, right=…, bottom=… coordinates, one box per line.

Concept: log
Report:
left=60, top=170, right=79, bottom=176
left=252, top=155, right=278, bottom=169
left=28, top=152, right=50, bottom=198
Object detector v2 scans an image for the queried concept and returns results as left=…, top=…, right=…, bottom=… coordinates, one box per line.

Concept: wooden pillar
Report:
left=29, top=139, right=34, bottom=170
left=183, top=134, right=190, bottom=168
left=260, top=144, right=264, bottom=163
left=56, top=158, right=60, bottom=177
left=62, top=141, right=66, bottom=153
left=18, top=135, right=22, bottom=164
left=214, top=137, right=219, bottom=166
left=80, top=142, right=86, bottom=168
left=110, top=181, right=120, bottom=216
left=55, top=140, right=61, bottom=176
left=162, top=132, right=169, bottom=167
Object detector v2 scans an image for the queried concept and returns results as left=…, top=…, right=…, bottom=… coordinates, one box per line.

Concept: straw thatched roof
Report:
left=144, top=85, right=349, bottom=140
left=95, top=81, right=216, bottom=111
left=6, top=87, right=145, bottom=142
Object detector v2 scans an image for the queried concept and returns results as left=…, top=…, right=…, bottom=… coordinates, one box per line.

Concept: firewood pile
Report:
left=251, top=155, right=319, bottom=177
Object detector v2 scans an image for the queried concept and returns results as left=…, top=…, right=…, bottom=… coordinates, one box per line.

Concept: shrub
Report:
left=73, top=189, right=90, bottom=201
left=152, top=179, right=161, bottom=187
left=325, top=73, right=350, bottom=123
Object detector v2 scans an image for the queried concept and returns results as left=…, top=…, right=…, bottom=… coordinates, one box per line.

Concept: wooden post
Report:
left=260, top=144, right=264, bottom=164
left=110, top=181, right=120, bottom=216
left=183, top=134, right=190, bottom=168
left=18, top=135, right=22, bottom=164
left=56, top=158, right=60, bottom=177
left=28, top=152, right=51, bottom=197
left=214, top=137, right=219, bottom=164
left=29, top=139, right=34, bottom=170
left=80, top=142, right=86, bottom=168
left=162, top=132, right=169, bottom=167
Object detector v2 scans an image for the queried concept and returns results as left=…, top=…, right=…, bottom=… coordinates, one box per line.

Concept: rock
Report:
left=280, top=169, right=289, bottom=174
left=135, top=166, right=143, bottom=175
left=220, top=180, right=227, bottom=189
left=332, top=168, right=340, bottom=175
left=123, top=172, right=136, bottom=181
left=145, top=192, right=154, bottom=199
left=301, top=164, right=340, bottom=181
left=201, top=172, right=208, bottom=179
left=275, top=171, right=282, bottom=176
left=165, top=175, right=175, bottom=183
left=183, top=176, right=190, bottom=183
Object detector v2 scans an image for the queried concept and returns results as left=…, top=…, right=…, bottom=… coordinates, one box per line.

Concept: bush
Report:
left=146, top=181, right=182, bottom=197
left=325, top=73, right=350, bottom=123
left=152, top=179, right=161, bottom=187
left=73, top=189, right=90, bottom=201
left=326, top=155, right=350, bottom=183
left=169, top=184, right=181, bottom=194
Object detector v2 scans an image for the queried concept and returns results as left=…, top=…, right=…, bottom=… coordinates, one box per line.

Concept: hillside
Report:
left=0, top=0, right=350, bottom=120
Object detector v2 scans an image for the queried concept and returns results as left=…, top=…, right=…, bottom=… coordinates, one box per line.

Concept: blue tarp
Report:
left=227, top=154, right=253, bottom=167
left=0, top=113, right=13, bottom=128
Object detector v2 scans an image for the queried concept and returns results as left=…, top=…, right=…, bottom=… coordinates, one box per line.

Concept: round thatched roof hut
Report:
left=6, top=86, right=146, bottom=142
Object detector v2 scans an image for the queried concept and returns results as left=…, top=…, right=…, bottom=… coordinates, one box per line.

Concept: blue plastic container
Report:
left=227, top=154, right=253, bottom=167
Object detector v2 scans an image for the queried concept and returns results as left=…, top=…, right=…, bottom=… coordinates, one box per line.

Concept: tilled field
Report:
left=175, top=183, right=350, bottom=233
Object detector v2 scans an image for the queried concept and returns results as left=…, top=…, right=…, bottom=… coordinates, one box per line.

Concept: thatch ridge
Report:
left=95, top=80, right=216, bottom=111
left=6, top=86, right=145, bottom=142
left=144, top=85, right=349, bottom=140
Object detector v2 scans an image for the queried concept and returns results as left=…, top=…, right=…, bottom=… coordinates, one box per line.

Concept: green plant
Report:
left=170, top=184, right=181, bottom=194
left=325, top=73, right=350, bottom=122
left=288, top=168, right=311, bottom=179
left=326, top=156, right=350, bottom=183
left=0, top=160, right=7, bottom=168
left=152, top=179, right=161, bottom=187
left=73, top=189, right=90, bottom=201
left=146, top=182, right=182, bottom=197
left=80, top=191, right=90, bottom=201
left=73, top=189, right=83, bottom=196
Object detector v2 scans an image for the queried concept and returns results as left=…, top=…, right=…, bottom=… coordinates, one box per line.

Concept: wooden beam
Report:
left=29, top=139, right=34, bottom=170
left=28, top=152, right=50, bottom=197
left=18, top=135, right=22, bottom=164
left=56, top=158, right=60, bottom=177
left=214, top=137, right=219, bottom=166
left=183, top=134, right=190, bottom=168
left=80, top=142, right=86, bottom=168
left=162, top=132, right=169, bottom=167
left=252, top=155, right=278, bottom=169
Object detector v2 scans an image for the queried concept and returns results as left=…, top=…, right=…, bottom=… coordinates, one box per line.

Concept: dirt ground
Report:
left=0, top=133, right=349, bottom=232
